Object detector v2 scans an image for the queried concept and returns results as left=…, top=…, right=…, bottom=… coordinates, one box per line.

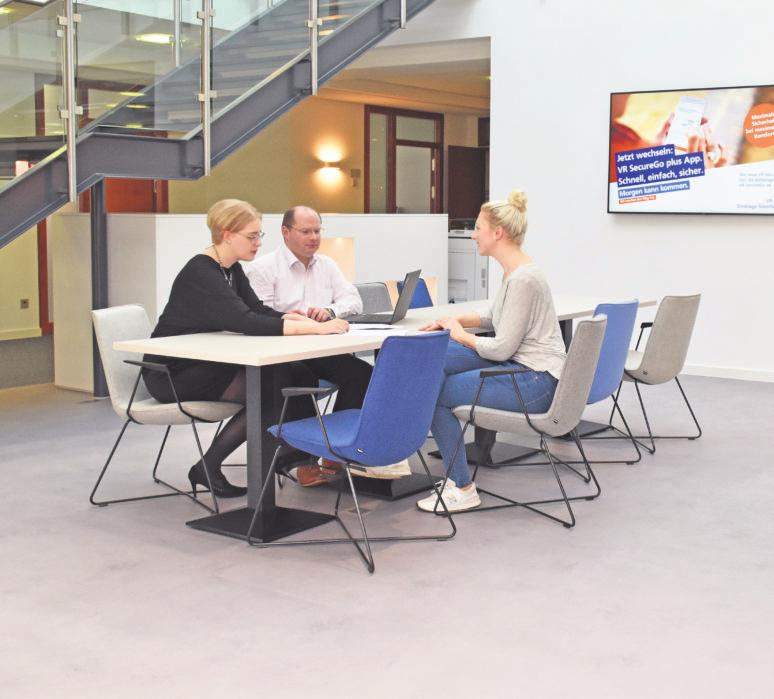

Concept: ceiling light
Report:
left=119, top=91, right=145, bottom=97
left=126, top=104, right=149, bottom=109
left=135, top=33, right=172, bottom=45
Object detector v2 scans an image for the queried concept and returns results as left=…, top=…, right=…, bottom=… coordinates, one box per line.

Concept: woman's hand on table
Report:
left=419, top=320, right=444, bottom=331
left=317, top=319, right=349, bottom=334
left=433, top=316, right=476, bottom=347
left=421, top=317, right=466, bottom=340
left=282, top=312, right=309, bottom=322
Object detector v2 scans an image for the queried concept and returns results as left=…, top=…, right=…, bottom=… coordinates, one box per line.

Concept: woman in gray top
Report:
left=417, top=190, right=566, bottom=513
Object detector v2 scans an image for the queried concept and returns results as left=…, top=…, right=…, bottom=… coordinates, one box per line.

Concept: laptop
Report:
left=349, top=269, right=421, bottom=324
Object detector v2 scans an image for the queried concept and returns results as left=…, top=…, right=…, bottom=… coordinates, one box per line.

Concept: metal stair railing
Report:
left=0, top=0, right=428, bottom=249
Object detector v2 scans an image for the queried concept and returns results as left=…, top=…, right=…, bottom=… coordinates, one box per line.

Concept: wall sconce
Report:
left=318, top=161, right=343, bottom=186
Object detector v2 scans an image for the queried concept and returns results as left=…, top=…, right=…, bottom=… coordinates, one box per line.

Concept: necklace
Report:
left=211, top=245, right=232, bottom=287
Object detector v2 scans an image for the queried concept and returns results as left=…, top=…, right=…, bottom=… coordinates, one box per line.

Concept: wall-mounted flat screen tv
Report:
left=608, top=84, right=774, bottom=214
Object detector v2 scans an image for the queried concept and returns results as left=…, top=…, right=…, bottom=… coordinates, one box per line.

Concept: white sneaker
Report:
left=416, top=479, right=481, bottom=513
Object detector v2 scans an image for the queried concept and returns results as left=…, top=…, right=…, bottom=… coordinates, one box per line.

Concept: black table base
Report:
left=347, top=472, right=436, bottom=501
left=187, top=506, right=334, bottom=543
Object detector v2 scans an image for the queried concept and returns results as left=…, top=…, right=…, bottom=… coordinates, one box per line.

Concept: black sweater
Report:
left=145, top=254, right=284, bottom=370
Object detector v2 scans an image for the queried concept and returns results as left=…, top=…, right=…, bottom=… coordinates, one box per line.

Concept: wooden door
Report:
left=447, top=146, right=486, bottom=220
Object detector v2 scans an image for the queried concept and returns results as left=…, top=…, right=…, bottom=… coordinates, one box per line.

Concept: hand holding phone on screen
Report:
left=664, top=96, right=706, bottom=151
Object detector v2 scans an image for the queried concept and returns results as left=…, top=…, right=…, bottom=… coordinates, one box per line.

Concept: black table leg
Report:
left=187, top=364, right=334, bottom=541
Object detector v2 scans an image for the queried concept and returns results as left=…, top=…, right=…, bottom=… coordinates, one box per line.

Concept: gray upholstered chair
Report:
left=90, top=305, right=242, bottom=514
left=616, top=293, right=702, bottom=454
left=355, top=282, right=393, bottom=313
left=448, top=315, right=607, bottom=528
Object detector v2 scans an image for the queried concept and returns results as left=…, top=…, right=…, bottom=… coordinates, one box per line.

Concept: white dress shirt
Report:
left=245, top=243, right=362, bottom=317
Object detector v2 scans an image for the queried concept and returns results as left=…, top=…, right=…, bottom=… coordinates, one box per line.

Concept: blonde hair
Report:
left=206, top=199, right=261, bottom=244
left=480, top=190, right=528, bottom=245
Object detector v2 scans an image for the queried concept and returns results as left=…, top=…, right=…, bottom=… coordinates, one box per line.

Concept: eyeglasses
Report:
left=289, top=225, right=324, bottom=237
left=234, top=231, right=265, bottom=244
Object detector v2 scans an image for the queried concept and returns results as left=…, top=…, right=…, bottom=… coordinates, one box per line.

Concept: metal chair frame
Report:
left=603, top=322, right=702, bottom=455
left=247, top=386, right=456, bottom=573
left=90, top=359, right=224, bottom=514
left=432, top=367, right=600, bottom=529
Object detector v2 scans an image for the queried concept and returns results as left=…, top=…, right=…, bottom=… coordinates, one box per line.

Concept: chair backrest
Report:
left=636, top=294, right=701, bottom=385
left=542, top=316, right=607, bottom=437
left=397, top=277, right=433, bottom=308
left=92, top=304, right=153, bottom=416
left=349, top=331, right=450, bottom=465
left=355, top=282, right=393, bottom=314
left=586, top=300, right=638, bottom=404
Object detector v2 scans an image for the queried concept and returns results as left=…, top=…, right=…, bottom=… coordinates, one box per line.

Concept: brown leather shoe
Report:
left=295, top=462, right=343, bottom=487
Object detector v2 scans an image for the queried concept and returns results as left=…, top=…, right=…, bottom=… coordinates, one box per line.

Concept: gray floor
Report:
left=1, top=377, right=773, bottom=698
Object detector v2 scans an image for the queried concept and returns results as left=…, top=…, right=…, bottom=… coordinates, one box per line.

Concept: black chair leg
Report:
left=674, top=376, right=703, bottom=440
left=613, top=377, right=702, bottom=450
left=569, top=393, right=643, bottom=466
left=155, top=420, right=219, bottom=514
left=90, top=420, right=214, bottom=513
left=476, top=437, right=577, bottom=527
left=338, top=466, right=375, bottom=573
left=151, top=426, right=171, bottom=482
left=247, top=447, right=455, bottom=573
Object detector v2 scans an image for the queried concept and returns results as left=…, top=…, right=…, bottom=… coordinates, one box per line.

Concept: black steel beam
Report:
left=90, top=179, right=108, bottom=398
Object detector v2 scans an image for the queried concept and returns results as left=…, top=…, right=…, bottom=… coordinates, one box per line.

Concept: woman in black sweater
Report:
left=144, top=199, right=348, bottom=497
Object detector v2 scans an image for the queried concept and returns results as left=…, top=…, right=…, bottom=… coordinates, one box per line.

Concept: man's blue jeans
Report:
left=431, top=341, right=558, bottom=487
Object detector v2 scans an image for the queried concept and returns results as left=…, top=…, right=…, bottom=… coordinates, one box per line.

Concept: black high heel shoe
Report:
left=188, top=461, right=247, bottom=498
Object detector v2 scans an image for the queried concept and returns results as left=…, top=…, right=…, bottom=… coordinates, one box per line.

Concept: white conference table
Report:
left=114, top=295, right=653, bottom=542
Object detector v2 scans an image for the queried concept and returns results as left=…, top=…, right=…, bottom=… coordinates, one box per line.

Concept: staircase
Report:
left=0, top=0, right=436, bottom=248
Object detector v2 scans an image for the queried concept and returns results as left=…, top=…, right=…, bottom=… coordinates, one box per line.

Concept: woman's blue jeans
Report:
left=431, top=341, right=558, bottom=488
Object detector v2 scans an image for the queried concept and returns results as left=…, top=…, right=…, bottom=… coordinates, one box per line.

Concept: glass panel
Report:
left=396, top=145, right=432, bottom=213
left=0, top=1, right=66, bottom=192
left=368, top=112, right=387, bottom=213
left=75, top=0, right=203, bottom=136
left=318, top=0, right=381, bottom=39
left=396, top=115, right=436, bottom=142
left=211, top=0, right=307, bottom=119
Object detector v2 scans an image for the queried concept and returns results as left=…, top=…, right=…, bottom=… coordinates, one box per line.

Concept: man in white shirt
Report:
left=246, top=205, right=363, bottom=320
left=246, top=205, right=372, bottom=486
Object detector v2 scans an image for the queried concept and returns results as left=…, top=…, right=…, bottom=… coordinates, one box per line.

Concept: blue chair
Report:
left=246, top=331, right=456, bottom=573
left=397, top=277, right=433, bottom=308
left=578, top=300, right=642, bottom=464
left=502, top=301, right=641, bottom=477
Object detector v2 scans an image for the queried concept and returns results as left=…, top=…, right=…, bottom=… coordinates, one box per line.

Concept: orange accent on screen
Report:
left=744, top=103, right=774, bottom=148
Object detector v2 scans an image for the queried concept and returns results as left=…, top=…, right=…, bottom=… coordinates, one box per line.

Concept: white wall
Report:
left=384, top=0, right=774, bottom=380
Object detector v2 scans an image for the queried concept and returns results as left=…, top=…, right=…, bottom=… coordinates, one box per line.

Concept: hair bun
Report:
left=508, top=190, right=527, bottom=211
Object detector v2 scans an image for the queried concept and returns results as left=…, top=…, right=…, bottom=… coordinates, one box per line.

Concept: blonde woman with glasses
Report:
left=143, top=199, right=348, bottom=498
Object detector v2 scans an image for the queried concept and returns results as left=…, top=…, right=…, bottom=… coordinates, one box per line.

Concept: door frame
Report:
left=364, top=105, right=444, bottom=213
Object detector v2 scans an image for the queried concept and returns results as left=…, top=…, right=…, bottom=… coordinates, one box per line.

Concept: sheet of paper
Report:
left=347, top=324, right=410, bottom=336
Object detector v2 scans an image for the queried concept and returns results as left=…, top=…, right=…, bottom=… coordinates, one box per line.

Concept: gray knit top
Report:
left=474, top=263, right=566, bottom=379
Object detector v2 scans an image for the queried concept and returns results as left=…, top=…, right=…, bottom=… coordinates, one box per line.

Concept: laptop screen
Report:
left=391, top=269, right=421, bottom=321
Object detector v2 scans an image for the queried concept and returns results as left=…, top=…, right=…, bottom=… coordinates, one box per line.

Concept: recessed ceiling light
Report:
left=119, top=91, right=145, bottom=97
left=135, top=33, right=172, bottom=45
left=0, top=8, right=13, bottom=15
left=125, top=123, right=144, bottom=128
left=126, top=104, right=149, bottom=109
